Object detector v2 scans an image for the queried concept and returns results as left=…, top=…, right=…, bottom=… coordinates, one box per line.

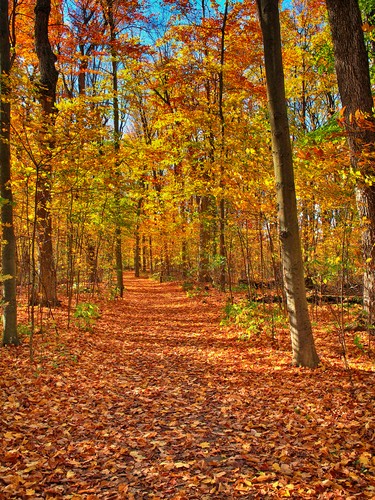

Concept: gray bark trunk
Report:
left=0, top=0, right=18, bottom=345
left=256, top=0, right=319, bottom=367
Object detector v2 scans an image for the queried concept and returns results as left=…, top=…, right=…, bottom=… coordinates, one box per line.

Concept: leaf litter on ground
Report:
left=0, top=273, right=374, bottom=499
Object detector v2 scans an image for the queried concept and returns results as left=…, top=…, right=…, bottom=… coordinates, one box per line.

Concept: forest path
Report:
left=0, top=273, right=374, bottom=498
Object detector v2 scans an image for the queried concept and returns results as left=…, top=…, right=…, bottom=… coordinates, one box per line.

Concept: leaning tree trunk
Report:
left=0, top=0, right=18, bottom=345
left=326, top=0, right=375, bottom=329
left=34, top=0, right=59, bottom=306
left=256, top=0, right=319, bottom=367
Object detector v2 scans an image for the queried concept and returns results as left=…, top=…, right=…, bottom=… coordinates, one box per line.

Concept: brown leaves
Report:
left=0, top=274, right=374, bottom=498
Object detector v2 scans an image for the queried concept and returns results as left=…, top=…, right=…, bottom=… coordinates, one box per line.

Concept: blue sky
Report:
left=282, top=0, right=293, bottom=8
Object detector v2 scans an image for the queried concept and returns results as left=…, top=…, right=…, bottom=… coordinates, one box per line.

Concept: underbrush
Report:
left=221, top=299, right=289, bottom=343
left=182, top=280, right=211, bottom=298
left=74, top=302, right=100, bottom=332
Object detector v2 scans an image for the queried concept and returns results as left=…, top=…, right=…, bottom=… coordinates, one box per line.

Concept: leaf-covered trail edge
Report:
left=0, top=274, right=374, bottom=499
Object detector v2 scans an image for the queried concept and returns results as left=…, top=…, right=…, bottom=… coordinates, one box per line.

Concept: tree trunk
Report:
left=104, top=0, right=124, bottom=297
left=34, top=0, right=59, bottom=306
left=149, top=235, right=153, bottom=274
left=218, top=1, right=229, bottom=292
left=87, top=242, right=98, bottom=285
left=325, top=0, right=375, bottom=328
left=198, top=195, right=211, bottom=283
left=115, top=226, right=124, bottom=296
left=134, top=198, right=142, bottom=278
left=256, top=0, right=319, bottom=368
left=0, top=0, right=18, bottom=345
left=134, top=227, right=141, bottom=278
left=142, top=235, right=147, bottom=272
left=182, top=237, right=187, bottom=278
left=219, top=198, right=226, bottom=290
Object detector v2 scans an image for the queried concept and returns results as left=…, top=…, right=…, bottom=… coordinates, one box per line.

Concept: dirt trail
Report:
left=0, top=273, right=374, bottom=498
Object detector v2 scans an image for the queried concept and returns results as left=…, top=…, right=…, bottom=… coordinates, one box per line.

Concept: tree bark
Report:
left=198, top=195, right=212, bottom=283
left=134, top=199, right=142, bottom=278
left=218, top=0, right=229, bottom=292
left=0, top=0, right=18, bottom=345
left=325, top=0, right=375, bottom=328
left=142, top=234, right=147, bottom=272
left=256, top=0, right=319, bottom=367
left=110, top=28, right=124, bottom=297
left=102, top=0, right=124, bottom=296
left=112, top=67, right=124, bottom=295
left=73, top=0, right=124, bottom=296
left=34, top=0, right=59, bottom=306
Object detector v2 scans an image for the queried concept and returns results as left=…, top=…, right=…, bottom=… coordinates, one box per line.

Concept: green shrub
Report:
left=74, top=302, right=100, bottom=332
left=18, top=323, right=32, bottom=338
left=221, top=299, right=288, bottom=341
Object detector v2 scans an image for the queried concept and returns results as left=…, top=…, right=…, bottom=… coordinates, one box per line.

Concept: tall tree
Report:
left=218, top=0, right=229, bottom=291
left=256, top=0, right=319, bottom=367
left=0, top=0, right=18, bottom=345
left=197, top=0, right=216, bottom=284
left=34, top=0, right=59, bottom=306
left=325, top=0, right=375, bottom=329
left=101, top=0, right=124, bottom=296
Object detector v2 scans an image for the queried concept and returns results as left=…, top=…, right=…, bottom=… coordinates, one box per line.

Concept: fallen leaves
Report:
left=272, top=463, right=293, bottom=475
left=0, top=273, right=374, bottom=498
left=129, top=450, right=146, bottom=461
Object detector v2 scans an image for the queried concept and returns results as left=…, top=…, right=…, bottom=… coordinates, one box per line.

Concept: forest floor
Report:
left=0, top=273, right=374, bottom=499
